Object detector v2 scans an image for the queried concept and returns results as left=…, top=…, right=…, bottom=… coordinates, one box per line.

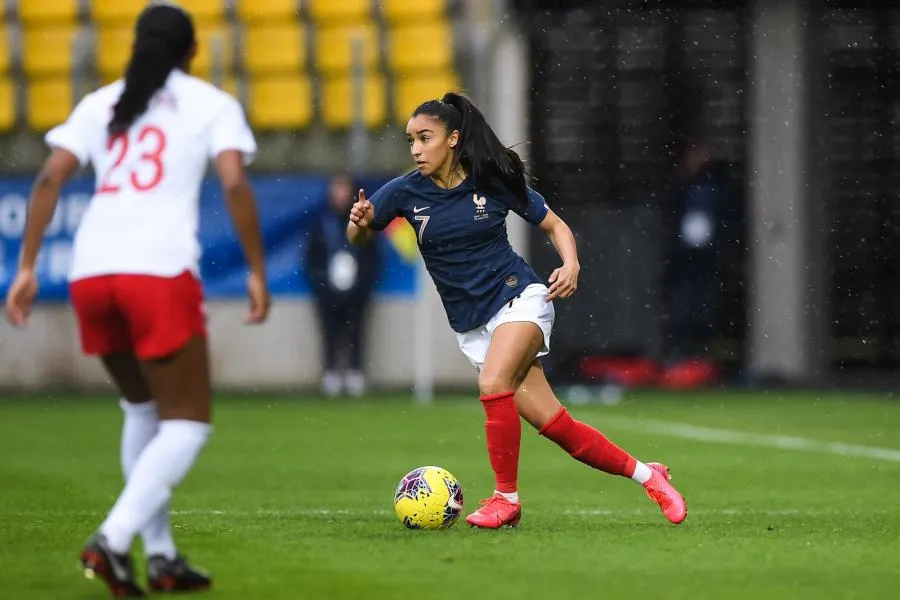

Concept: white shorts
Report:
left=455, top=283, right=555, bottom=372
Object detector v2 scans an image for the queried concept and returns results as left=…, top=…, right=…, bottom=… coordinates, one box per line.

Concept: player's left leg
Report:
left=101, top=353, right=180, bottom=562
left=465, top=320, right=544, bottom=529
left=515, top=362, right=687, bottom=524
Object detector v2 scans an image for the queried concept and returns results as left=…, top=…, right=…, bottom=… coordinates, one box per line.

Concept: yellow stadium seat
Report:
left=96, top=26, right=132, bottom=80
left=315, top=24, right=380, bottom=73
left=321, top=73, right=387, bottom=128
left=97, top=23, right=234, bottom=81
left=178, top=0, right=225, bottom=21
left=92, top=0, right=223, bottom=23
left=236, top=0, right=299, bottom=22
left=243, top=22, right=306, bottom=74
left=387, top=23, right=453, bottom=74
left=379, top=0, right=446, bottom=23
left=0, top=81, right=15, bottom=131
left=28, top=78, right=74, bottom=131
left=394, top=71, right=460, bottom=124
left=19, top=0, right=79, bottom=22
left=23, top=26, right=78, bottom=74
left=91, top=0, right=150, bottom=23
left=249, top=75, right=312, bottom=130
left=307, top=0, right=370, bottom=23
left=0, top=26, right=10, bottom=74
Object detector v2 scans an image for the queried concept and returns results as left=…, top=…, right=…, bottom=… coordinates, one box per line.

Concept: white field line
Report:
left=5, top=507, right=889, bottom=519
left=594, top=416, right=900, bottom=463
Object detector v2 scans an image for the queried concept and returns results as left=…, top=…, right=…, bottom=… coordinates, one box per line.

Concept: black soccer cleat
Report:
left=147, top=554, right=212, bottom=593
left=80, top=534, right=146, bottom=598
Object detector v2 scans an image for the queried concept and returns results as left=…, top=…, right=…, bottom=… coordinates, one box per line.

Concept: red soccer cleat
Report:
left=643, top=462, right=687, bottom=524
left=465, top=495, right=522, bottom=529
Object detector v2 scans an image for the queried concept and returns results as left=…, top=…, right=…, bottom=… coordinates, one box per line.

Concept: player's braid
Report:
left=109, top=4, right=195, bottom=135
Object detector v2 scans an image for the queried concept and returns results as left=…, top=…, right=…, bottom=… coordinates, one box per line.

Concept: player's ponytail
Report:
left=441, top=92, right=528, bottom=208
left=108, top=3, right=196, bottom=136
left=412, top=92, right=528, bottom=208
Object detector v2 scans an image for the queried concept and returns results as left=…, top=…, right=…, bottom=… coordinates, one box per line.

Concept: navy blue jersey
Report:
left=369, top=171, right=549, bottom=333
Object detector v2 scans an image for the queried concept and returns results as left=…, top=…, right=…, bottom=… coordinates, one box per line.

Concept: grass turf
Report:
left=1, top=391, right=899, bottom=599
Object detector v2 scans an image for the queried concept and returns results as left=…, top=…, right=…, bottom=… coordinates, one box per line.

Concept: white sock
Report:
left=119, top=400, right=177, bottom=560
left=101, top=419, right=212, bottom=554
left=344, top=370, right=366, bottom=397
left=495, top=490, right=519, bottom=504
left=631, top=461, right=653, bottom=485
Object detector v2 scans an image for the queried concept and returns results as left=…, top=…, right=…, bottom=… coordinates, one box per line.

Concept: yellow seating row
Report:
left=13, top=0, right=446, bottom=23
left=13, top=22, right=453, bottom=77
left=0, top=71, right=460, bottom=132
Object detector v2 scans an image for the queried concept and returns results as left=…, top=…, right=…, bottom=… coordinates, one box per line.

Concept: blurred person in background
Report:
left=661, top=137, right=728, bottom=388
left=305, top=173, right=380, bottom=397
left=4, top=4, right=268, bottom=596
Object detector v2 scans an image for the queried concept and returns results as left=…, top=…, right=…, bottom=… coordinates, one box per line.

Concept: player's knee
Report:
left=477, top=371, right=517, bottom=396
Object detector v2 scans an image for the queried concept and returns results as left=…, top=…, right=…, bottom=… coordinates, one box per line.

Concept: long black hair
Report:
left=412, top=92, right=528, bottom=208
left=108, top=3, right=196, bottom=135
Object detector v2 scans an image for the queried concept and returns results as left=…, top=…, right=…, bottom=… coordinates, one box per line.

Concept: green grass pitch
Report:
left=1, top=391, right=899, bottom=599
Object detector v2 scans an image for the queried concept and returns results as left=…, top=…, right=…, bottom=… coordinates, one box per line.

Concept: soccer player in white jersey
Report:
left=4, top=4, right=268, bottom=597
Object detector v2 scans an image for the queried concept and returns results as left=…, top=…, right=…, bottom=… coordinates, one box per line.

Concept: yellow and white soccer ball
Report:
left=393, top=465, right=464, bottom=530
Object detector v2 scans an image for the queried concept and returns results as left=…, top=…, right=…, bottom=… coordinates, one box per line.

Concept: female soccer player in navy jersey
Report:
left=4, top=4, right=268, bottom=596
left=348, top=92, right=687, bottom=529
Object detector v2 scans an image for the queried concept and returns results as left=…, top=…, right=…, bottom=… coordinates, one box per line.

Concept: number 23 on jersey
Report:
left=97, top=125, right=167, bottom=194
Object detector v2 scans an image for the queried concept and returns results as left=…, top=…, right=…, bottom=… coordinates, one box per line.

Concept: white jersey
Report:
left=46, top=69, right=257, bottom=282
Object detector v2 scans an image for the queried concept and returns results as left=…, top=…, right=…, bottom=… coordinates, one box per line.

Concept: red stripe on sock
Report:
left=479, top=391, right=520, bottom=493
left=540, top=408, right=636, bottom=477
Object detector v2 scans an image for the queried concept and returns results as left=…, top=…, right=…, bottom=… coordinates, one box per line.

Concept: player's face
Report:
left=406, top=115, right=458, bottom=177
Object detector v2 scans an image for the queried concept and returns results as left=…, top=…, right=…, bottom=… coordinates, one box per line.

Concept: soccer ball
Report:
left=393, top=466, right=464, bottom=530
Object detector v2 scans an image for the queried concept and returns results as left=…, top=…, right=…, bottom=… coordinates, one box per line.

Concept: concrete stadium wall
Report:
left=0, top=295, right=478, bottom=393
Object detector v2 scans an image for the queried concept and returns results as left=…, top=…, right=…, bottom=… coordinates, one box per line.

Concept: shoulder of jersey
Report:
left=380, top=170, right=419, bottom=193
left=398, top=169, right=427, bottom=188
left=91, top=79, right=126, bottom=102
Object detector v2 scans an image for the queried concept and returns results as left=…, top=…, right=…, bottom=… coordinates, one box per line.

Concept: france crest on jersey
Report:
left=369, top=171, right=549, bottom=333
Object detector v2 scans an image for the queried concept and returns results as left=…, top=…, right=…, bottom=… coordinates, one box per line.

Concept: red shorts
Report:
left=69, top=271, right=207, bottom=359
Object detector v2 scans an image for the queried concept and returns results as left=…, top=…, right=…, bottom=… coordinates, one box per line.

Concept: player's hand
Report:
left=245, top=271, right=270, bottom=324
left=546, top=262, right=579, bottom=302
left=4, top=268, right=39, bottom=327
left=349, top=188, right=375, bottom=229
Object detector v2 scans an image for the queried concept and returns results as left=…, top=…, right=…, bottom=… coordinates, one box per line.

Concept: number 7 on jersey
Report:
left=413, top=214, right=430, bottom=244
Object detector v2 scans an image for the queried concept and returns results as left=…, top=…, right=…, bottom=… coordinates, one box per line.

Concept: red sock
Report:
left=539, top=407, right=636, bottom=478
left=479, top=391, right=520, bottom=494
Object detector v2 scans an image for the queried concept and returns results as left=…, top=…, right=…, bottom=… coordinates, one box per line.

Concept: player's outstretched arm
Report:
left=347, top=188, right=376, bottom=245
left=538, top=209, right=580, bottom=302
left=215, top=150, right=270, bottom=324
left=4, top=148, right=80, bottom=326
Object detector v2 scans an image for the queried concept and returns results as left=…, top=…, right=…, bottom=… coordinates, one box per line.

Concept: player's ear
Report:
left=448, top=129, right=459, bottom=148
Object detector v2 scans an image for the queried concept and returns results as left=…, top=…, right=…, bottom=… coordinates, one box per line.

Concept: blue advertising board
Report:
left=0, top=174, right=415, bottom=300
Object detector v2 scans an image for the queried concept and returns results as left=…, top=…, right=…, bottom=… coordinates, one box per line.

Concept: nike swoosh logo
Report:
left=413, top=206, right=430, bottom=213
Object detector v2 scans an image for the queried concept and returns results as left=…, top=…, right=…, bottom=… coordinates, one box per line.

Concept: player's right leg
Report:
left=92, top=272, right=213, bottom=594
left=463, top=321, right=544, bottom=529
